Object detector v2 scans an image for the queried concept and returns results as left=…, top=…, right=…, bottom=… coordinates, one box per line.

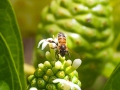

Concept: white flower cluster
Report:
left=37, top=37, right=82, bottom=90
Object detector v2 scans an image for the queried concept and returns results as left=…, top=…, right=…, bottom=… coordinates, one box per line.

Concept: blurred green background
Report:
left=10, top=0, right=52, bottom=64
left=10, top=0, right=120, bottom=90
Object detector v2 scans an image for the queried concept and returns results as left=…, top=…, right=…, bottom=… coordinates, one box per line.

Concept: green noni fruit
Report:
left=34, top=0, right=114, bottom=88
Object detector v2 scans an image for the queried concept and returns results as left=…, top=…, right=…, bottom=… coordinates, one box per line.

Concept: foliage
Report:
left=0, top=0, right=26, bottom=89
left=35, top=0, right=114, bottom=89
left=103, top=63, right=120, bottom=90
left=0, top=0, right=120, bottom=90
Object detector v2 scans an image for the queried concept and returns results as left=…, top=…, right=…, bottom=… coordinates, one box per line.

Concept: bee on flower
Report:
left=38, top=32, right=69, bottom=58
left=34, top=32, right=82, bottom=90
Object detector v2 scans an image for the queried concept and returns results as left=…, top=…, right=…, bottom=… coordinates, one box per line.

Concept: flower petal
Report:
left=46, top=38, right=54, bottom=42
left=74, top=84, right=81, bottom=90
left=70, top=83, right=81, bottom=90
left=53, top=79, right=81, bottom=90
left=41, top=41, right=49, bottom=50
left=53, top=79, right=70, bottom=90
left=53, top=78, right=66, bottom=83
left=29, top=87, right=38, bottom=90
left=37, top=39, right=46, bottom=48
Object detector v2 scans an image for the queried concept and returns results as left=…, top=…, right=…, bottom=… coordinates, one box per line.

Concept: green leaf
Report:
left=103, top=63, right=120, bottom=90
left=0, top=80, right=10, bottom=90
left=0, top=34, right=22, bottom=90
left=0, top=0, right=26, bottom=89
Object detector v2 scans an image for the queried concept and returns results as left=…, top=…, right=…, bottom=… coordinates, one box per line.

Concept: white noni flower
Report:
left=29, top=87, right=38, bottom=90
left=37, top=38, right=58, bottom=50
left=53, top=79, right=81, bottom=90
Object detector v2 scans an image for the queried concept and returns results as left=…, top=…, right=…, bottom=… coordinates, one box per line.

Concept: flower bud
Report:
left=38, top=63, right=47, bottom=71
left=31, top=78, right=37, bottom=87
left=65, top=59, right=82, bottom=74
left=34, top=68, right=44, bottom=77
left=57, top=83, right=63, bottom=90
left=46, top=84, right=56, bottom=90
left=50, top=60, right=56, bottom=66
left=65, top=66, right=73, bottom=74
left=72, top=59, right=82, bottom=69
left=55, top=61, right=62, bottom=69
left=77, top=80, right=81, bottom=87
left=37, top=78, right=46, bottom=88
left=43, top=74, right=49, bottom=82
left=59, top=55, right=65, bottom=62
left=63, top=60, right=72, bottom=68
left=28, top=75, right=35, bottom=83
left=72, top=76, right=78, bottom=84
left=73, top=70, right=79, bottom=77
left=56, top=71, right=65, bottom=78
left=38, top=63, right=44, bottom=69
left=64, top=75, right=69, bottom=80
left=45, top=51, right=52, bottom=60
left=69, top=71, right=78, bottom=78
left=52, top=67, right=59, bottom=73
left=46, top=69, right=54, bottom=76
left=44, top=61, right=52, bottom=68
left=48, top=76, right=57, bottom=83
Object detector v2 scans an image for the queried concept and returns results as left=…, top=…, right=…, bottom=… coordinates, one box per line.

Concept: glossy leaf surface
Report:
left=0, top=0, right=26, bottom=89
left=103, top=63, right=120, bottom=90
left=0, top=34, right=22, bottom=89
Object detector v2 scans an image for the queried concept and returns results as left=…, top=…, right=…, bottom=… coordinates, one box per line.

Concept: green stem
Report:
left=49, top=47, right=56, bottom=61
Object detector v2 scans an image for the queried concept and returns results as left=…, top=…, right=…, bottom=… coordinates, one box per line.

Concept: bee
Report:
left=56, top=32, right=69, bottom=57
